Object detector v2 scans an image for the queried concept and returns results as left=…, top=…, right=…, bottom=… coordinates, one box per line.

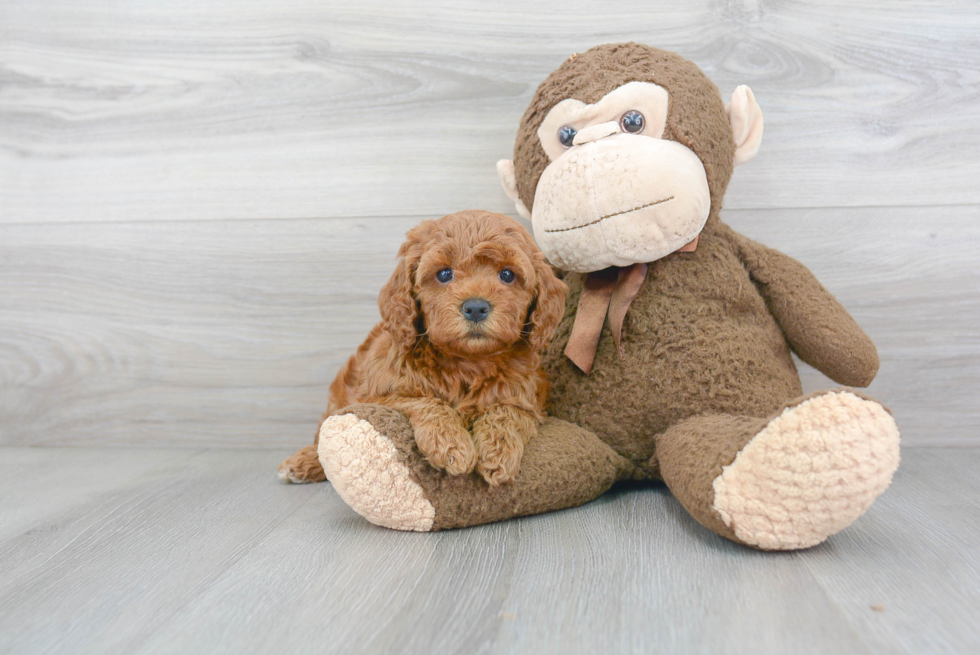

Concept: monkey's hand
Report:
left=734, top=231, right=879, bottom=387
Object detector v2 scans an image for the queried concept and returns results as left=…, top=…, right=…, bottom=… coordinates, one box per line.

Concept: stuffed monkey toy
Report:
left=314, top=43, right=900, bottom=550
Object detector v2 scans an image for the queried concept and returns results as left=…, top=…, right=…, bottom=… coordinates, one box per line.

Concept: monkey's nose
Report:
left=572, top=120, right=620, bottom=145
left=461, top=298, right=491, bottom=323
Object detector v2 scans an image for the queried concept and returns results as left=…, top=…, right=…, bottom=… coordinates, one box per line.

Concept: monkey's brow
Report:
left=543, top=196, right=674, bottom=233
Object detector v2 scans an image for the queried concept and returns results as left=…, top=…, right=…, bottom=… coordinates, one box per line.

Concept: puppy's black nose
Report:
left=461, top=298, right=491, bottom=323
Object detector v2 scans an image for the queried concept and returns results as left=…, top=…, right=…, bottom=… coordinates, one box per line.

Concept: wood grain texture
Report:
left=0, top=447, right=194, bottom=543
left=799, top=450, right=980, bottom=654
left=0, top=447, right=977, bottom=654
left=1, top=205, right=976, bottom=448
left=1, top=0, right=979, bottom=224
left=0, top=448, right=321, bottom=655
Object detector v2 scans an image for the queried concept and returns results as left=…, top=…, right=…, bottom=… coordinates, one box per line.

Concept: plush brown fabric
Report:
left=524, top=44, right=879, bottom=470
left=733, top=231, right=880, bottom=387
left=542, top=222, right=805, bottom=470
left=342, top=403, right=633, bottom=531
left=657, top=388, right=896, bottom=550
left=514, top=43, right=736, bottom=231
left=541, top=221, right=882, bottom=477
left=656, top=414, right=767, bottom=545
left=563, top=266, right=617, bottom=374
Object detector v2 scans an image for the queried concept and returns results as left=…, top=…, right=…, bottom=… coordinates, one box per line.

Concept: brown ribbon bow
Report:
left=564, top=235, right=699, bottom=374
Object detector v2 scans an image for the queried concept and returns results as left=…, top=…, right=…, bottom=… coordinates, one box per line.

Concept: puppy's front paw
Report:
left=414, top=423, right=478, bottom=476
left=474, top=430, right=525, bottom=486
left=472, top=407, right=537, bottom=486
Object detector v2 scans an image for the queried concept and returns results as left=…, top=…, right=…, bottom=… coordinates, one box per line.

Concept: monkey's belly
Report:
left=542, top=310, right=803, bottom=470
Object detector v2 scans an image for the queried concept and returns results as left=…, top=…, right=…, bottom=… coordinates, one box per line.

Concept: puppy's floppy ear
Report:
left=379, top=221, right=432, bottom=348
left=525, top=253, right=568, bottom=352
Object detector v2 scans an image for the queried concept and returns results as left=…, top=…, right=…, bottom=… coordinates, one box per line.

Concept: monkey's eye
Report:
left=620, top=110, right=645, bottom=134
left=499, top=269, right=516, bottom=284
left=436, top=268, right=454, bottom=283
left=558, top=126, right=577, bottom=148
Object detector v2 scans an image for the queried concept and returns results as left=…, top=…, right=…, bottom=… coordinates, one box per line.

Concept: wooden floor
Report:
left=0, top=446, right=976, bottom=654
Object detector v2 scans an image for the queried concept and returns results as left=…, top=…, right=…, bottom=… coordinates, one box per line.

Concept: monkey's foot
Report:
left=318, top=411, right=436, bottom=532
left=711, top=390, right=900, bottom=550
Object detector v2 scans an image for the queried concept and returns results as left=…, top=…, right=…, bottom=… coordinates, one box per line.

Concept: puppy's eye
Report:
left=558, top=126, right=577, bottom=148
left=620, top=110, right=644, bottom=134
left=499, top=269, right=516, bottom=284
left=436, top=268, right=454, bottom=283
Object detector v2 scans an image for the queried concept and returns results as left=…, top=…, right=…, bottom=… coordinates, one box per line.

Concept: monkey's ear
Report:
left=726, top=85, right=764, bottom=167
left=496, top=160, right=532, bottom=221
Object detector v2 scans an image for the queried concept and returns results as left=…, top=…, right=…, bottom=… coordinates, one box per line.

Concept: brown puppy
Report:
left=278, top=210, right=567, bottom=486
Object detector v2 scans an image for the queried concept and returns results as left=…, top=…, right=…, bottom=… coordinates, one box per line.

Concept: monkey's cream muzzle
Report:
left=531, top=133, right=710, bottom=273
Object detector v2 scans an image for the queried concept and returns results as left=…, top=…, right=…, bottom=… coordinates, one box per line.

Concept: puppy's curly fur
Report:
left=278, top=210, right=567, bottom=486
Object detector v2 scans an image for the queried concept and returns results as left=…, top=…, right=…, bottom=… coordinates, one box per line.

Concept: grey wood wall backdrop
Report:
left=1, top=0, right=978, bottom=447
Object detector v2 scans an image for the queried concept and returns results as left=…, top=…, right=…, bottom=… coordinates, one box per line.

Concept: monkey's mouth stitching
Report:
left=543, top=196, right=674, bottom=233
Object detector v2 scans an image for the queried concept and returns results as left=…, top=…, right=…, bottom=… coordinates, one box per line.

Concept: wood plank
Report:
left=134, top=476, right=866, bottom=655
left=1, top=205, right=976, bottom=448
left=0, top=449, right=320, bottom=655
left=485, top=490, right=868, bottom=655
left=0, top=215, right=411, bottom=449
left=137, top=487, right=520, bottom=654
left=799, top=450, right=980, bottom=654
left=0, top=448, right=977, bottom=653
left=0, top=446, right=195, bottom=543
left=2, top=1, right=978, bottom=224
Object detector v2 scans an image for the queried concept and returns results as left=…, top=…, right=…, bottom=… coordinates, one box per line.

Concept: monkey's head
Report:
left=497, top=43, right=763, bottom=273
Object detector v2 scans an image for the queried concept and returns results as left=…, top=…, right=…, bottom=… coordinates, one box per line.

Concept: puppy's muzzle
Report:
left=461, top=298, right=492, bottom=323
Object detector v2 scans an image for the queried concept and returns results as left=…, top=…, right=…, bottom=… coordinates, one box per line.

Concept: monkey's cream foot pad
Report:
left=712, top=390, right=901, bottom=551
left=318, top=414, right=435, bottom=532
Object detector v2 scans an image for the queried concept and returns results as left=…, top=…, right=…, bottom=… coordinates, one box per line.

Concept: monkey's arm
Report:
left=733, top=232, right=879, bottom=387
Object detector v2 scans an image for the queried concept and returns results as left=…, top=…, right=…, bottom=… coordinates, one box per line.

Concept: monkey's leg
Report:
left=317, top=404, right=633, bottom=531
left=656, top=389, right=900, bottom=551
